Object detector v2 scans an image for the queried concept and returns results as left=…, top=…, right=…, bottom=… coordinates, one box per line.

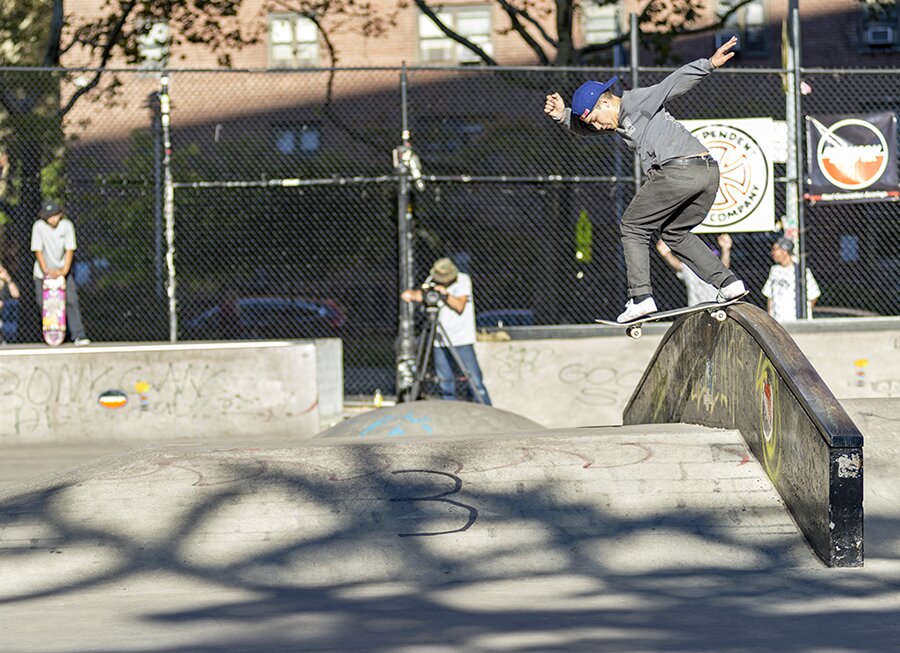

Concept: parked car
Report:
left=184, top=296, right=346, bottom=341
left=476, top=309, right=535, bottom=329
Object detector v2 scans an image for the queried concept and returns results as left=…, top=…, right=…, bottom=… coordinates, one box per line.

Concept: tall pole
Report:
left=149, top=91, right=164, bottom=300
left=395, top=64, right=417, bottom=401
left=783, top=5, right=807, bottom=319
left=791, top=4, right=808, bottom=319
left=160, top=74, right=177, bottom=341
left=629, top=13, right=641, bottom=194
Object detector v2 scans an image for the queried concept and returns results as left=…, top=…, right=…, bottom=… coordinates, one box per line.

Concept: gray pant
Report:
left=620, top=156, right=733, bottom=298
left=34, top=275, right=87, bottom=341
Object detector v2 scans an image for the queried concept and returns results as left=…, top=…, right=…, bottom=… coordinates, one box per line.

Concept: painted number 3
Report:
left=390, top=469, right=478, bottom=537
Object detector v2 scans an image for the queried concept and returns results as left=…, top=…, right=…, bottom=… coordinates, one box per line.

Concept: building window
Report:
left=137, top=20, right=170, bottom=69
left=860, top=0, right=899, bottom=50
left=716, top=0, right=767, bottom=56
left=418, top=7, right=492, bottom=65
left=274, top=124, right=321, bottom=155
left=583, top=2, right=621, bottom=45
left=269, top=14, right=319, bottom=68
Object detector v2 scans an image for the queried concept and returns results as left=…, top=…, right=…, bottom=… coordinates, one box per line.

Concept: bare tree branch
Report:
left=498, top=0, right=558, bottom=48
left=578, top=0, right=756, bottom=61
left=413, top=0, right=498, bottom=66
left=496, top=0, right=551, bottom=64
left=57, top=0, right=139, bottom=118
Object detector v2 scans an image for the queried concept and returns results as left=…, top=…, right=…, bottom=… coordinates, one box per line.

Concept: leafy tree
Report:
left=0, top=0, right=391, bottom=276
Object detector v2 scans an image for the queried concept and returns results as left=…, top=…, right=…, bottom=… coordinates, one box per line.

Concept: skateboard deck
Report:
left=596, top=292, right=749, bottom=339
left=42, top=276, right=67, bottom=346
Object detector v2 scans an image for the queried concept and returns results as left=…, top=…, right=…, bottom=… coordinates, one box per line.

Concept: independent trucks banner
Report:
left=806, top=112, right=899, bottom=204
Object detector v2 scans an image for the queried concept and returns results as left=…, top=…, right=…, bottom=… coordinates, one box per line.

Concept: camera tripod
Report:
left=409, top=304, right=486, bottom=404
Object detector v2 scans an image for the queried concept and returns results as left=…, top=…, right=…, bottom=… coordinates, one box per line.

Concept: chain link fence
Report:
left=0, top=64, right=897, bottom=396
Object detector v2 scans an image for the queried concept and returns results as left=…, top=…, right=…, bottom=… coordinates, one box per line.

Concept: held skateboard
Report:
left=41, top=276, right=67, bottom=346
left=596, top=292, right=749, bottom=340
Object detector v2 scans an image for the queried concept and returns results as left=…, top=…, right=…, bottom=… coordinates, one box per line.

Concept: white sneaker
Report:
left=74, top=338, right=92, bottom=347
left=717, top=280, right=747, bottom=303
left=617, top=297, right=658, bottom=323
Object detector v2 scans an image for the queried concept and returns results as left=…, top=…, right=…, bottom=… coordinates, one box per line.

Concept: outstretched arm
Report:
left=631, top=36, right=739, bottom=112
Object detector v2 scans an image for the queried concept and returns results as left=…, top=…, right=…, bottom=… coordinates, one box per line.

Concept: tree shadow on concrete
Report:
left=0, top=435, right=899, bottom=652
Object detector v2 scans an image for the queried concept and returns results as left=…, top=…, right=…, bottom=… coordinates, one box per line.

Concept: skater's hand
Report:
left=46, top=269, right=63, bottom=279
left=544, top=93, right=565, bottom=118
left=711, top=36, right=738, bottom=68
left=0, top=266, right=10, bottom=283
left=717, top=233, right=733, bottom=250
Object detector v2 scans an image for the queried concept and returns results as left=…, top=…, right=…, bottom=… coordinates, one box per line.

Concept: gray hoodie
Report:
left=554, top=59, right=714, bottom=174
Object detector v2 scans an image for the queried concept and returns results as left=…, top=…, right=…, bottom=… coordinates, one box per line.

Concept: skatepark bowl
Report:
left=1, top=305, right=899, bottom=652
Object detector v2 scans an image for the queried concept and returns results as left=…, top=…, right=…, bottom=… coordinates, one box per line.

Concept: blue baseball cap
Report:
left=571, top=76, right=619, bottom=120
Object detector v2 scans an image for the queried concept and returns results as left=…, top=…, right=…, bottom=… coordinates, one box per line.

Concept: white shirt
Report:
left=31, top=218, right=77, bottom=279
left=435, top=273, right=477, bottom=348
left=678, top=266, right=718, bottom=306
left=761, top=263, right=821, bottom=322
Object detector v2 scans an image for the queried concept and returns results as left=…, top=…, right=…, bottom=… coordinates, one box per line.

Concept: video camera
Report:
left=421, top=279, right=443, bottom=309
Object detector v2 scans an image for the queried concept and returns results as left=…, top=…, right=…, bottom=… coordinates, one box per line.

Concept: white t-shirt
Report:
left=677, top=266, right=718, bottom=306
left=31, top=218, right=77, bottom=279
left=435, top=272, right=477, bottom=348
left=761, top=263, right=821, bottom=322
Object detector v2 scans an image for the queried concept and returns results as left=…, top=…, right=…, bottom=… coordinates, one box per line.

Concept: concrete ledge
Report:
left=0, top=340, right=341, bottom=443
left=623, top=303, right=864, bottom=567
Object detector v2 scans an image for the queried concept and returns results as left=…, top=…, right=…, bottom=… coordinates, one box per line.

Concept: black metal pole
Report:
left=395, top=63, right=417, bottom=401
left=630, top=13, right=641, bottom=194
left=791, top=4, right=809, bottom=319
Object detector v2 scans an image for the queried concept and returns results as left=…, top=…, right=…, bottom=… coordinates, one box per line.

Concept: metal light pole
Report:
left=394, top=64, right=417, bottom=401
left=159, top=74, right=177, bottom=341
left=629, top=13, right=642, bottom=194
left=791, top=4, right=809, bottom=319
left=784, top=2, right=807, bottom=319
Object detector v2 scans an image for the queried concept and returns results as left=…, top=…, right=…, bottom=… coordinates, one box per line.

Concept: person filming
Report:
left=400, top=257, right=492, bottom=405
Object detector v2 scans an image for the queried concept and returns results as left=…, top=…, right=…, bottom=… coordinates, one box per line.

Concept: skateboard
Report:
left=596, top=292, right=749, bottom=339
left=41, top=276, right=66, bottom=346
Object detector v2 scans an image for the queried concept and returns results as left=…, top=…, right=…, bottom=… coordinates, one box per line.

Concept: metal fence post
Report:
left=629, top=13, right=641, bottom=194
left=395, top=64, right=417, bottom=401
left=148, top=89, right=165, bottom=300
left=791, top=4, right=808, bottom=319
left=159, top=73, right=178, bottom=342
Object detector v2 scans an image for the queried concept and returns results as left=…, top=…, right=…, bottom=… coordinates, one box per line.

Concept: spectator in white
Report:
left=656, top=233, right=734, bottom=306
left=31, top=200, right=91, bottom=345
left=762, top=237, right=820, bottom=322
left=400, top=257, right=491, bottom=405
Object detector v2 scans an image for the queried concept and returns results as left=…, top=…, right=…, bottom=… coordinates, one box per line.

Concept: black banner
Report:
left=806, top=112, right=899, bottom=203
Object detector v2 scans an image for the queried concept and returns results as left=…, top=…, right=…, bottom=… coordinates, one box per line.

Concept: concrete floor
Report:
left=0, top=403, right=898, bottom=652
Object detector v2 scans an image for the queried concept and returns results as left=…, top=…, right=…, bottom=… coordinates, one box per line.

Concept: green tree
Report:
left=0, top=0, right=391, bottom=277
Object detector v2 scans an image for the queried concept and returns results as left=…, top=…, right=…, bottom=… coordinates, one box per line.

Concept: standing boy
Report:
left=544, top=37, right=747, bottom=322
left=762, top=237, right=820, bottom=322
left=31, top=200, right=91, bottom=345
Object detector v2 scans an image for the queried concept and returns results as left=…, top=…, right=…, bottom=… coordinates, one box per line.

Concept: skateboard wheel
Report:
left=713, top=310, right=727, bottom=322
left=627, top=326, right=642, bottom=339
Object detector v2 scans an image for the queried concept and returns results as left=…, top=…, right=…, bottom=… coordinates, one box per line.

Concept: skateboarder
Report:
left=544, top=37, right=747, bottom=323
left=31, top=200, right=91, bottom=345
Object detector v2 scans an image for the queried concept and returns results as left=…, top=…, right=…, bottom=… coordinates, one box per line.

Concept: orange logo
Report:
left=815, top=118, right=889, bottom=190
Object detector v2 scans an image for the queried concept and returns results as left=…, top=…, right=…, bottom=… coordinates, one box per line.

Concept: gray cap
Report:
left=774, top=237, right=794, bottom=254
